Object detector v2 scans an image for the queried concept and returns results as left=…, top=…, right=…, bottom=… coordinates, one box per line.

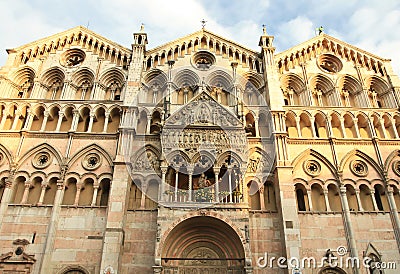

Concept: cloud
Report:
left=275, top=16, right=315, bottom=52
left=1, top=1, right=400, bottom=76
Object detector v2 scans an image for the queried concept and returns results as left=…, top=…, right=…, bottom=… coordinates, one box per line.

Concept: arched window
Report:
left=346, top=185, right=358, bottom=211
left=248, top=180, right=260, bottom=210
left=43, top=177, right=57, bottom=205
left=311, top=184, right=326, bottom=211
left=295, top=184, right=308, bottom=211
left=97, top=178, right=110, bottom=206
left=374, top=184, right=389, bottom=211
left=327, top=184, right=342, bottom=211
left=79, top=178, right=94, bottom=206
left=128, top=181, right=142, bottom=210
left=360, top=184, right=374, bottom=211
left=12, top=176, right=26, bottom=203
left=31, top=106, right=45, bottom=131
left=62, top=178, right=77, bottom=205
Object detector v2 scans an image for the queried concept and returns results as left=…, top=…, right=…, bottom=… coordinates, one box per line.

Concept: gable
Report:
left=7, top=26, right=131, bottom=68
left=276, top=34, right=388, bottom=75
left=165, top=89, right=242, bottom=128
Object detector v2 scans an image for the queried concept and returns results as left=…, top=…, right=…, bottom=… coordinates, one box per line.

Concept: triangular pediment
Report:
left=8, top=26, right=131, bottom=64
left=0, top=251, right=36, bottom=264
left=147, top=28, right=259, bottom=58
left=165, top=89, right=242, bottom=128
left=275, top=33, right=389, bottom=72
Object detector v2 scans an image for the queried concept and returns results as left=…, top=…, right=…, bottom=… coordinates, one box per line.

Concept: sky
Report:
left=1, top=0, right=400, bottom=75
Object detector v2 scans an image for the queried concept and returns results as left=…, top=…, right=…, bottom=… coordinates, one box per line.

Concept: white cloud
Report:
left=275, top=16, right=315, bottom=51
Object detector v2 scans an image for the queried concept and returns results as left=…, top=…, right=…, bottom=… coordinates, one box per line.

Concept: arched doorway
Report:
left=162, top=216, right=245, bottom=273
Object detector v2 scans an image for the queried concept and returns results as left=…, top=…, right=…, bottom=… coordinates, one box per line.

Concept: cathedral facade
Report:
left=0, top=24, right=399, bottom=274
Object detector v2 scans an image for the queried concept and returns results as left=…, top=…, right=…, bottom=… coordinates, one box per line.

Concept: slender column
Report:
left=71, top=110, right=80, bottom=131
left=353, top=118, right=361, bottom=138
left=295, top=117, right=301, bottom=137
left=228, top=168, right=233, bottom=203
left=326, top=117, right=333, bottom=138
left=40, top=111, right=49, bottom=132
left=391, top=118, right=399, bottom=138
left=254, top=115, right=260, bottom=137
left=241, top=168, right=248, bottom=205
left=340, top=118, right=346, bottom=138
left=355, top=190, right=364, bottom=211
left=87, top=112, right=95, bottom=132
left=74, top=185, right=82, bottom=206
left=92, top=185, right=99, bottom=206
left=0, top=112, right=7, bottom=129
left=370, top=189, right=379, bottom=211
left=37, top=183, right=47, bottom=205
left=140, top=183, right=147, bottom=209
left=213, top=167, right=220, bottom=203
left=310, top=117, right=317, bottom=137
left=386, top=186, right=400, bottom=252
left=323, top=190, right=331, bottom=211
left=174, top=171, right=179, bottom=202
left=0, top=177, right=15, bottom=229
left=38, top=180, right=66, bottom=272
left=147, top=115, right=152, bottom=134
left=55, top=112, right=64, bottom=132
left=307, top=190, right=313, bottom=211
left=22, top=112, right=34, bottom=130
left=11, top=110, right=22, bottom=130
left=188, top=167, right=193, bottom=202
left=160, top=166, right=167, bottom=202
left=61, top=81, right=70, bottom=99
left=21, top=181, right=31, bottom=204
left=259, top=186, right=265, bottom=210
left=369, top=118, right=377, bottom=138
left=102, top=113, right=110, bottom=133
left=379, top=118, right=388, bottom=139
left=339, top=185, right=359, bottom=274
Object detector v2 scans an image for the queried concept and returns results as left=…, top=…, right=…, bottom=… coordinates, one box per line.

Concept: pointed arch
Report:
left=17, top=143, right=63, bottom=170
left=291, top=148, right=338, bottom=179
left=339, top=149, right=383, bottom=178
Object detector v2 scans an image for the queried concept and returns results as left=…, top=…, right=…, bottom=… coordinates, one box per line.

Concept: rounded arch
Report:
left=143, top=69, right=167, bottom=85
left=40, top=67, right=65, bottom=86
left=11, top=66, right=36, bottom=85
left=173, top=68, right=200, bottom=87
left=57, top=265, right=90, bottom=274
left=70, top=68, right=95, bottom=86
left=239, top=71, right=264, bottom=90
left=206, top=70, right=232, bottom=90
left=280, top=73, right=306, bottom=93
left=159, top=215, right=246, bottom=265
left=98, top=68, right=125, bottom=87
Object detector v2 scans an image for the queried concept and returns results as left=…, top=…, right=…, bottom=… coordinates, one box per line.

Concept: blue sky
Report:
left=1, top=0, right=400, bottom=74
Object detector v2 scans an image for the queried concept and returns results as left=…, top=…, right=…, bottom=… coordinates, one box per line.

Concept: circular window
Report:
left=60, top=49, right=86, bottom=68
left=350, top=160, right=368, bottom=177
left=317, top=54, right=343, bottom=74
left=82, top=153, right=101, bottom=170
left=15, top=247, right=24, bottom=256
left=191, top=51, right=216, bottom=71
left=303, top=160, right=321, bottom=177
left=392, top=161, right=400, bottom=176
left=32, top=152, right=52, bottom=169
